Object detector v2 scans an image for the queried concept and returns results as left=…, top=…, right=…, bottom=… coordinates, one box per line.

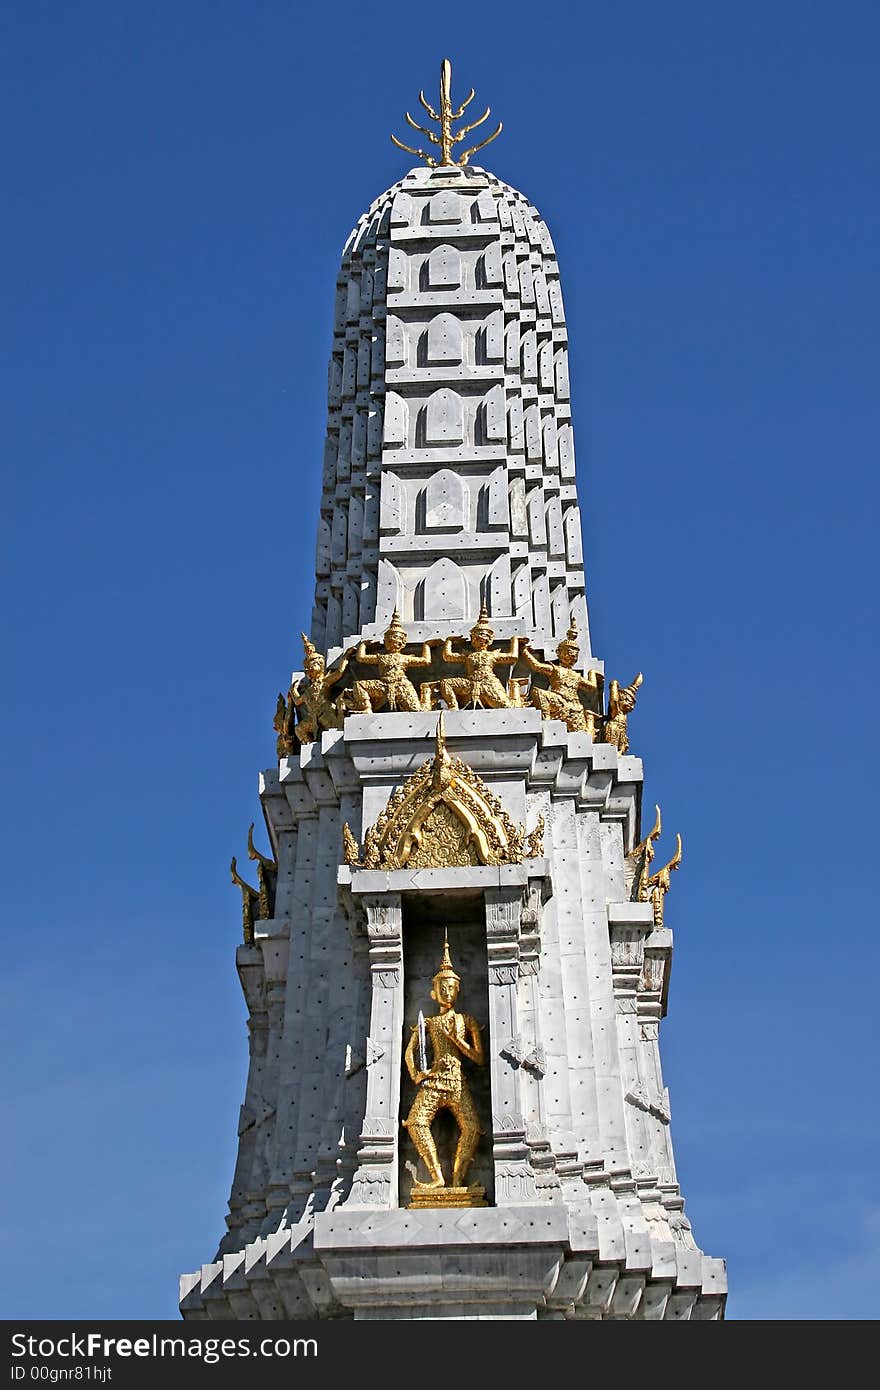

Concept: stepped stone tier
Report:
left=180, top=61, right=727, bottom=1321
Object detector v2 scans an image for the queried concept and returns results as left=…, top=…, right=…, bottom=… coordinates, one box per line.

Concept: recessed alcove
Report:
left=398, top=891, right=493, bottom=1208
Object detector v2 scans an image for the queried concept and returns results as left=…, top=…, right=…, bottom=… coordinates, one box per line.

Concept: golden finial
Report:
left=558, top=614, right=579, bottom=654
left=391, top=58, right=503, bottom=169
left=470, top=601, right=494, bottom=638
left=384, top=607, right=407, bottom=644
left=434, top=929, right=461, bottom=982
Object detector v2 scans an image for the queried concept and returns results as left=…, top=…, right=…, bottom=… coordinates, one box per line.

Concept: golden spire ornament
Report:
left=392, top=58, right=502, bottom=168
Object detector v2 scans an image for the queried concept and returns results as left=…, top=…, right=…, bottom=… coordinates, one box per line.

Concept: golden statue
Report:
left=273, top=691, right=296, bottom=759
left=230, top=856, right=260, bottom=945
left=403, top=933, right=486, bottom=1206
left=289, top=634, right=351, bottom=745
left=521, top=618, right=601, bottom=734
left=645, top=833, right=682, bottom=928
left=349, top=610, right=436, bottom=713
left=341, top=822, right=361, bottom=867
left=602, top=672, right=644, bottom=755
left=391, top=58, right=502, bottom=169
left=625, top=803, right=662, bottom=904
left=247, top=822, right=277, bottom=921
left=439, top=605, right=523, bottom=710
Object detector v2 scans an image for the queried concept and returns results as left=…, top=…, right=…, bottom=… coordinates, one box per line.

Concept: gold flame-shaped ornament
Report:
left=392, top=58, right=502, bottom=168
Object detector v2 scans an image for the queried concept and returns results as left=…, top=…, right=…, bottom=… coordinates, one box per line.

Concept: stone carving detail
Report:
left=346, top=715, right=536, bottom=870
left=523, top=1046, right=546, bottom=1078
left=371, top=969, right=399, bottom=988
left=500, top=1036, right=525, bottom=1065
left=625, top=1083, right=671, bottom=1125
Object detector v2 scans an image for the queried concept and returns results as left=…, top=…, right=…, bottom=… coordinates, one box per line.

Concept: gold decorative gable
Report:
left=343, top=716, right=541, bottom=870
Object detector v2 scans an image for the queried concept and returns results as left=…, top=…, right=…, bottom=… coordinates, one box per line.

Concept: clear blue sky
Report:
left=2, top=1, right=878, bottom=1321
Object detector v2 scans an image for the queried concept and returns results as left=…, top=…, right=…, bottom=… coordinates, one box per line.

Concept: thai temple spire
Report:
left=180, top=59, right=727, bottom=1322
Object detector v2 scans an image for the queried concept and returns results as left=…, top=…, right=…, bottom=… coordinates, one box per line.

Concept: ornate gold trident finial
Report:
left=391, top=57, right=502, bottom=168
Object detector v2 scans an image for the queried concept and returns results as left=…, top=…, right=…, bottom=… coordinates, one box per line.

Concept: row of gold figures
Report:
left=275, top=607, right=643, bottom=756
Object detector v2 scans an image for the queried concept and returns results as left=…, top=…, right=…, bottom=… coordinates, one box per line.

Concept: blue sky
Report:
left=2, top=1, right=878, bottom=1321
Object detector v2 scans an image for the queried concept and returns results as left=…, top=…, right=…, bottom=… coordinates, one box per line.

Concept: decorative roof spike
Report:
left=391, top=57, right=503, bottom=169
left=471, top=601, right=494, bottom=637
left=435, top=929, right=461, bottom=982
left=385, top=607, right=407, bottom=643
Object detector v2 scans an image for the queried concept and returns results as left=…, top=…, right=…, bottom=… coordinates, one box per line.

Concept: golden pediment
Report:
left=343, top=715, right=535, bottom=870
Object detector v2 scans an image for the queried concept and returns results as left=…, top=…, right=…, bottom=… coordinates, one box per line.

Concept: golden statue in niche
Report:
left=403, top=933, right=486, bottom=1207
left=349, top=609, right=437, bottom=713
left=439, top=604, right=523, bottom=709
left=521, top=617, right=601, bottom=734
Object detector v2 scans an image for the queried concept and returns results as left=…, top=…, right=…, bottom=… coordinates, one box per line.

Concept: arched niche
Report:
left=423, top=388, right=465, bottom=445
left=425, top=313, right=463, bottom=366
left=422, top=556, right=468, bottom=621
left=424, top=244, right=462, bottom=290
left=422, top=468, right=466, bottom=532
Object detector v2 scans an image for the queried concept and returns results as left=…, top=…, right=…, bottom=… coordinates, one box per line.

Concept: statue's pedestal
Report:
left=408, top=1183, right=487, bottom=1210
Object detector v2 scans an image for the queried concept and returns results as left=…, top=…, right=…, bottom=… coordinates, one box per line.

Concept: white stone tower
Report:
left=179, top=60, right=727, bottom=1321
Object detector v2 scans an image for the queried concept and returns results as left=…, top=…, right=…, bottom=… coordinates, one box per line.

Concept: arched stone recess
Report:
left=546, top=496, right=565, bottom=558
left=376, top=558, right=403, bottom=626
left=327, top=355, right=343, bottom=408
left=564, top=506, right=583, bottom=566
left=487, top=554, right=512, bottom=617
left=387, top=247, right=408, bottom=292
left=343, top=582, right=360, bottom=638
left=348, top=493, right=364, bottom=555
left=422, top=468, right=466, bottom=532
left=424, top=244, right=461, bottom=290
left=315, top=515, right=332, bottom=577
left=555, top=348, right=571, bottom=400
left=512, top=563, right=531, bottom=621
left=551, top=581, right=569, bottom=638
left=331, top=508, right=348, bottom=566
left=385, top=315, right=406, bottom=368
left=390, top=190, right=414, bottom=229
left=426, top=190, right=463, bottom=225
left=423, top=388, right=465, bottom=446
left=527, top=487, right=547, bottom=548
left=422, top=557, right=468, bottom=621
left=509, top=476, right=528, bottom=539
left=383, top=392, right=407, bottom=448
left=485, top=466, right=508, bottom=530
left=483, top=383, right=506, bottom=443
left=480, top=309, right=504, bottom=365
left=325, top=589, right=342, bottom=652
left=379, top=472, right=403, bottom=535
left=525, top=403, right=542, bottom=461
left=542, top=416, right=559, bottom=472
left=558, top=422, right=576, bottom=481
left=478, top=240, right=503, bottom=287
left=425, top=313, right=463, bottom=366
left=360, top=570, right=377, bottom=629
left=532, top=571, right=551, bottom=631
